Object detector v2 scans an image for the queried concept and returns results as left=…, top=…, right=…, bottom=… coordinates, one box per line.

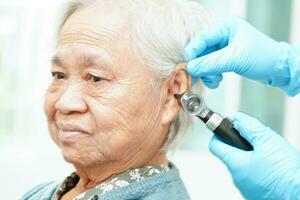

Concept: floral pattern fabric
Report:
left=52, top=164, right=169, bottom=200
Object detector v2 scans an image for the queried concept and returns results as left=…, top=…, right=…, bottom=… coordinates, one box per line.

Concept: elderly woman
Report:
left=21, top=0, right=208, bottom=199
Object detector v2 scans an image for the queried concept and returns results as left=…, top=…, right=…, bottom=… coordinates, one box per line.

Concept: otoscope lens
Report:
left=188, top=97, right=201, bottom=112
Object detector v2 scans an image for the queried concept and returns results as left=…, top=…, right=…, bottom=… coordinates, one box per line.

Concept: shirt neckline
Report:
left=52, top=164, right=170, bottom=200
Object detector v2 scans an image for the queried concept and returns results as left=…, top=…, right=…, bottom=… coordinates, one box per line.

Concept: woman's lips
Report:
left=57, top=123, right=90, bottom=142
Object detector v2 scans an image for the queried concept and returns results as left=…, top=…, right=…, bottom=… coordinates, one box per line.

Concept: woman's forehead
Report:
left=56, top=4, right=135, bottom=64
left=52, top=46, right=113, bottom=69
left=54, top=3, right=154, bottom=78
left=60, top=3, right=126, bottom=40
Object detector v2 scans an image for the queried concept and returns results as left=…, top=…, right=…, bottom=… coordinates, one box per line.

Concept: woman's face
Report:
left=44, top=5, right=170, bottom=167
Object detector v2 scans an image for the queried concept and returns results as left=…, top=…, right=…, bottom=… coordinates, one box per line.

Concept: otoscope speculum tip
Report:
left=176, top=92, right=208, bottom=117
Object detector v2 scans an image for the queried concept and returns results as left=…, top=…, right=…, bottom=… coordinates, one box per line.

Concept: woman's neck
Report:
left=73, top=152, right=168, bottom=191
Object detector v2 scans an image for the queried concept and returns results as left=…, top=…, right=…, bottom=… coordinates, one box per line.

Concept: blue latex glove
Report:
left=209, top=112, right=300, bottom=200
left=184, top=17, right=300, bottom=96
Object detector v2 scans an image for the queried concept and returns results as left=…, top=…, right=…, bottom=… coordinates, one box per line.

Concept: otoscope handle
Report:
left=214, top=118, right=253, bottom=151
left=199, top=113, right=253, bottom=151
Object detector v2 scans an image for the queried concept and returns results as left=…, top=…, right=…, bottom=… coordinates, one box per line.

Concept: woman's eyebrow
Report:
left=51, top=55, right=64, bottom=67
left=78, top=54, right=114, bottom=72
left=78, top=54, right=109, bottom=66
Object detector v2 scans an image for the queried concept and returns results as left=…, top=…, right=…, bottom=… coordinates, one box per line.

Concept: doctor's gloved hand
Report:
left=209, top=112, right=300, bottom=200
left=184, top=17, right=291, bottom=91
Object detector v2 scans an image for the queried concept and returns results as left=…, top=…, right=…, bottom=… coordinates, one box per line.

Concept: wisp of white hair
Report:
left=57, top=0, right=211, bottom=150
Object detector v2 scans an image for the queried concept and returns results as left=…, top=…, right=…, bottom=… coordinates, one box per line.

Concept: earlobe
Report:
left=161, top=63, right=192, bottom=125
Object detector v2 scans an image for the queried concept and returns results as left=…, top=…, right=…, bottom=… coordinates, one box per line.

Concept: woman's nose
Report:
left=55, top=84, right=88, bottom=114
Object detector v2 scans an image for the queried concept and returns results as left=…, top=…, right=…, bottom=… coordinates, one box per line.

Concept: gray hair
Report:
left=57, top=0, right=210, bottom=150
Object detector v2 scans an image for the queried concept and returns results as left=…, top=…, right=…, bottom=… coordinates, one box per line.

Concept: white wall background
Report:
left=283, top=0, right=300, bottom=150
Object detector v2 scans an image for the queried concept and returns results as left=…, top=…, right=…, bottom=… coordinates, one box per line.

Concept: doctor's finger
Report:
left=184, top=23, right=230, bottom=61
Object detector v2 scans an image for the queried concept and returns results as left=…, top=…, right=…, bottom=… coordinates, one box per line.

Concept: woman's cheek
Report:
left=44, top=81, right=66, bottom=114
left=44, top=90, right=59, bottom=119
left=48, top=123, right=59, bottom=145
left=44, top=86, right=64, bottom=144
left=87, top=97, right=134, bottom=156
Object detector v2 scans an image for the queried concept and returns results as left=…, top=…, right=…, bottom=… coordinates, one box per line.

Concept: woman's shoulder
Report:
left=20, top=180, right=60, bottom=200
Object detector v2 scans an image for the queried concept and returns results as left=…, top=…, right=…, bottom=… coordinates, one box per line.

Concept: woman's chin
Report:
left=60, top=148, right=104, bottom=167
left=60, top=148, right=86, bottom=165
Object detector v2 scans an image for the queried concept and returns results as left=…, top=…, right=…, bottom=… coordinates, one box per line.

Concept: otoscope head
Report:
left=175, top=92, right=206, bottom=116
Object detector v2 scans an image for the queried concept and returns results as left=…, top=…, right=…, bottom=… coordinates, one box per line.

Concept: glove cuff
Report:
left=277, top=42, right=300, bottom=96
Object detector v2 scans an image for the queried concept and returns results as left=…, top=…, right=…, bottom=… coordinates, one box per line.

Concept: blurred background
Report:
left=1, top=0, right=300, bottom=199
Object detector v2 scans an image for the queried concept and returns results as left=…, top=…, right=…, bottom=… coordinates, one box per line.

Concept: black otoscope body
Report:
left=176, top=92, right=253, bottom=151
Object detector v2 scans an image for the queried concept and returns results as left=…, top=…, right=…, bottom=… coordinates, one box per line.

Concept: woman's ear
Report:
left=161, top=63, right=192, bottom=125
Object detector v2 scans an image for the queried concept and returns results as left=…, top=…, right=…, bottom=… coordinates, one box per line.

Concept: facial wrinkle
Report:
left=59, top=25, right=119, bottom=49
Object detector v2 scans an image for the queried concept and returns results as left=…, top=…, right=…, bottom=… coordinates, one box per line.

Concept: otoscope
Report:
left=176, top=92, right=253, bottom=151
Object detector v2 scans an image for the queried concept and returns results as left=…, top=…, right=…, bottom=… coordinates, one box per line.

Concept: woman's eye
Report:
left=51, top=72, right=65, bottom=80
left=89, top=74, right=102, bottom=82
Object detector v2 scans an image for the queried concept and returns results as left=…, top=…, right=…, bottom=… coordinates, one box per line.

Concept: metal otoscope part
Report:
left=176, top=92, right=253, bottom=151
